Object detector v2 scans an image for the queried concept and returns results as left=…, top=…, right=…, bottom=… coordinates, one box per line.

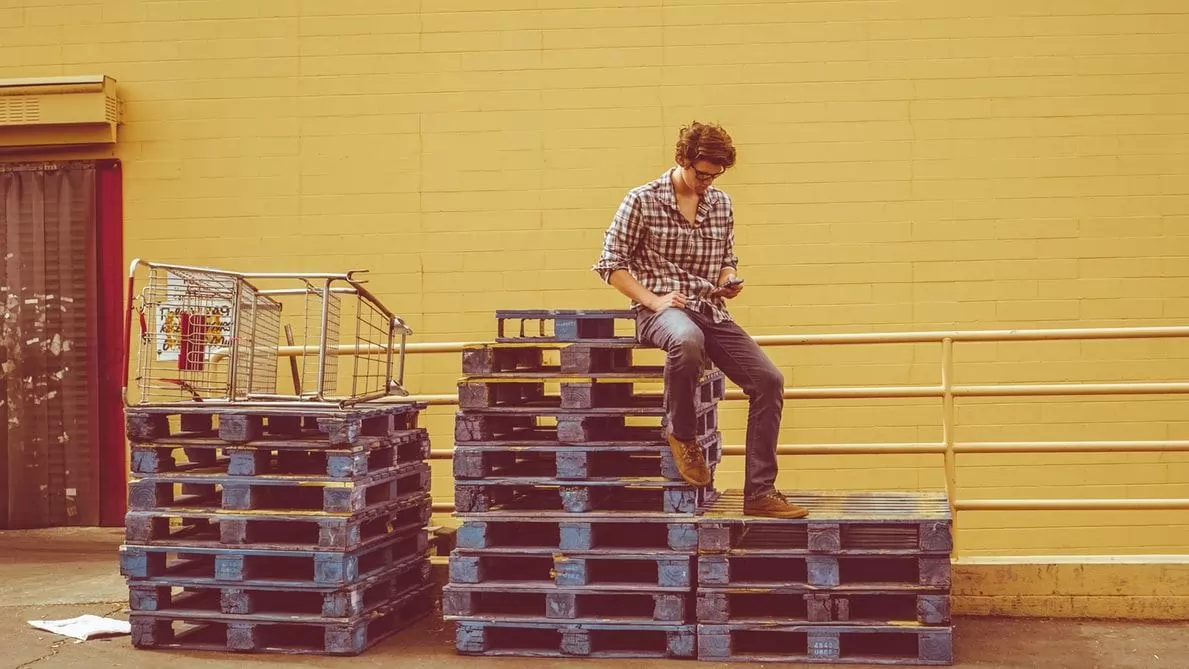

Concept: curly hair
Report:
left=674, top=121, right=737, bottom=169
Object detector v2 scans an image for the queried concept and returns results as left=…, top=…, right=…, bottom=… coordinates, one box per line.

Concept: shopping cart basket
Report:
left=123, top=260, right=412, bottom=408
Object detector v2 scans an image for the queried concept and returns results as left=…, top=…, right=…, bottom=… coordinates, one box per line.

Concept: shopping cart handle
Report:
left=392, top=316, right=414, bottom=336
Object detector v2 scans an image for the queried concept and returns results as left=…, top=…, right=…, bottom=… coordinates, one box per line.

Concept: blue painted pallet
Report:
left=126, top=403, right=425, bottom=446
left=698, top=490, right=953, bottom=555
left=130, top=428, right=429, bottom=477
left=696, top=587, right=951, bottom=625
left=124, top=492, right=431, bottom=551
left=455, top=402, right=718, bottom=443
left=449, top=551, right=693, bottom=588
left=698, top=553, right=952, bottom=589
left=442, top=583, right=692, bottom=623
left=128, top=461, right=430, bottom=514
left=457, top=369, right=725, bottom=410
left=129, top=583, right=433, bottom=656
left=462, top=341, right=653, bottom=376
left=455, top=620, right=696, bottom=659
left=697, top=623, right=953, bottom=665
left=129, top=554, right=431, bottom=619
left=493, top=309, right=636, bottom=344
left=453, top=432, right=723, bottom=481
left=120, top=526, right=429, bottom=586
left=454, top=478, right=715, bottom=515
left=455, top=514, right=699, bottom=553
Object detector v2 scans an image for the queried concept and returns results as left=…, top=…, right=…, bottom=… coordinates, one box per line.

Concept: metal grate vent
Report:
left=105, top=95, right=118, bottom=123
left=0, top=97, right=41, bottom=125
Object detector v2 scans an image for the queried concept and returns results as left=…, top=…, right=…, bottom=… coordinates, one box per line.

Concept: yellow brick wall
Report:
left=3, top=0, right=1188, bottom=556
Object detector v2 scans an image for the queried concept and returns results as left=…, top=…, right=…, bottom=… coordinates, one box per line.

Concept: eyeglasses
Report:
left=692, top=166, right=727, bottom=182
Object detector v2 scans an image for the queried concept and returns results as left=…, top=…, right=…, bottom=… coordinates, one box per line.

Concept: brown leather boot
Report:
left=743, top=491, right=809, bottom=519
left=666, top=432, right=711, bottom=487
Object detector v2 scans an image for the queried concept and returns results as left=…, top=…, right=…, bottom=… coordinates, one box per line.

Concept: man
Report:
left=592, top=121, right=807, bottom=519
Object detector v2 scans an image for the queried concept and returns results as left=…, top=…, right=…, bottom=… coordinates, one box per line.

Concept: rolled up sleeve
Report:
left=722, top=201, right=739, bottom=270
left=592, top=192, right=644, bottom=283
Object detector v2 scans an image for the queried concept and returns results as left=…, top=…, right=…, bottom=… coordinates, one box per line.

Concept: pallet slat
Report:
left=124, top=494, right=431, bottom=551
left=448, top=552, right=693, bottom=589
left=444, top=584, right=691, bottom=623
left=126, top=403, right=424, bottom=446
left=128, top=462, right=431, bottom=515
left=456, top=621, right=695, bottom=659
left=130, top=584, right=434, bottom=656
left=453, top=433, right=723, bottom=481
left=697, top=623, right=954, bottom=665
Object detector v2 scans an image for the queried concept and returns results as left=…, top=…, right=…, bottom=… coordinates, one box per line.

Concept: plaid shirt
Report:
left=593, top=169, right=739, bottom=323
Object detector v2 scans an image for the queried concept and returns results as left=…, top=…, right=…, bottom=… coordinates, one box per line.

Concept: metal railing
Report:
left=286, top=325, right=1189, bottom=553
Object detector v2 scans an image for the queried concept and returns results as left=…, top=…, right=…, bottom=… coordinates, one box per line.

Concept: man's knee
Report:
left=754, top=364, right=784, bottom=397
left=670, top=328, right=706, bottom=367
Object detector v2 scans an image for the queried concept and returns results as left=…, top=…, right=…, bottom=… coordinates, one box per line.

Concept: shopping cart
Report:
left=123, top=260, right=413, bottom=408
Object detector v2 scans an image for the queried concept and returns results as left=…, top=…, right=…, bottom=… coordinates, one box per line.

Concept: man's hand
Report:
left=711, top=277, right=744, bottom=300
left=648, top=291, right=689, bottom=313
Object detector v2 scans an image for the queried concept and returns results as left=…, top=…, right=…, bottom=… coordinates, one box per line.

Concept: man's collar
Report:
left=655, top=167, right=720, bottom=206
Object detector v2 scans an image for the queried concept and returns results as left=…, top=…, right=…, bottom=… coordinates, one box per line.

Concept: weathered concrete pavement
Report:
left=1, top=527, right=1184, bottom=669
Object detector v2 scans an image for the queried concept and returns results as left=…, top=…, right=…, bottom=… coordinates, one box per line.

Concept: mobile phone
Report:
left=722, top=277, right=745, bottom=287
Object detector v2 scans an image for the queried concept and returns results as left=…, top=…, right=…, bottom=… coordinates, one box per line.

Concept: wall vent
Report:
left=0, top=75, right=122, bottom=148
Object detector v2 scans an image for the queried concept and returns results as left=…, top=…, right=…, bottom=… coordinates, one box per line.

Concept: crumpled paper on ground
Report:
left=27, top=614, right=131, bottom=641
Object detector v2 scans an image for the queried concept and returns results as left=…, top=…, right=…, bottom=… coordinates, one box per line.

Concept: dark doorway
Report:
left=0, top=160, right=124, bottom=528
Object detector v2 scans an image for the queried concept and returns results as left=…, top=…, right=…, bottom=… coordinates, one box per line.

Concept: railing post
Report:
left=942, top=337, right=958, bottom=556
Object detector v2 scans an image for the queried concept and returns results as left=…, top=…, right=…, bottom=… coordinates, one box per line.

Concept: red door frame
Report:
left=95, top=160, right=125, bottom=526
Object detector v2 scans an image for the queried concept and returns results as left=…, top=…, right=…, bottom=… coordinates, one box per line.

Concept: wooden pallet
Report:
left=442, top=583, right=691, bottom=623
left=129, top=555, right=431, bottom=619
left=455, top=620, right=696, bottom=659
left=449, top=552, right=693, bottom=588
left=696, top=588, right=950, bottom=625
left=126, top=403, right=424, bottom=446
left=697, top=623, right=953, bottom=665
left=456, top=515, right=698, bottom=553
left=698, top=490, right=953, bottom=554
left=494, top=309, right=636, bottom=343
left=455, top=403, right=718, bottom=443
left=121, top=527, right=429, bottom=586
left=129, top=583, right=433, bottom=656
left=453, top=432, right=723, bottom=481
left=130, top=428, right=429, bottom=478
left=457, top=370, right=725, bottom=410
left=454, top=479, right=714, bottom=515
left=463, top=342, right=655, bottom=376
left=698, top=553, right=952, bottom=589
left=124, top=493, right=431, bottom=551
left=128, top=462, right=431, bottom=514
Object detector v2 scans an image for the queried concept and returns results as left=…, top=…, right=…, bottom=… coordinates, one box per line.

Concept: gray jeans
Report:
left=636, top=306, right=784, bottom=500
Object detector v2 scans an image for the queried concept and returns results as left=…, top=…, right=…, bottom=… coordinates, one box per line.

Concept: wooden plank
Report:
left=453, top=432, right=723, bottom=481
left=696, top=623, right=953, bottom=665
left=128, top=462, right=430, bottom=514
left=695, top=588, right=951, bottom=625
left=697, top=554, right=952, bottom=588
left=455, top=621, right=695, bottom=659
left=455, top=517, right=698, bottom=553
left=442, top=584, right=691, bottom=623
left=121, top=528, right=428, bottom=586
left=130, top=583, right=433, bottom=655
left=449, top=552, right=693, bottom=589
left=123, top=493, right=431, bottom=551
left=129, top=557, right=430, bottom=619
left=125, top=403, right=425, bottom=446
left=454, top=479, right=713, bottom=515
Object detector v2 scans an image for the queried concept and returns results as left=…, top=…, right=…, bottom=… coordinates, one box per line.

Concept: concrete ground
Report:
left=1, top=528, right=1183, bottom=669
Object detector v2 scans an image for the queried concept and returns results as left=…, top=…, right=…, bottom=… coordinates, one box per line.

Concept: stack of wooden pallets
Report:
left=445, top=309, right=725, bottom=660
left=696, top=490, right=955, bottom=665
left=119, top=403, right=435, bottom=656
